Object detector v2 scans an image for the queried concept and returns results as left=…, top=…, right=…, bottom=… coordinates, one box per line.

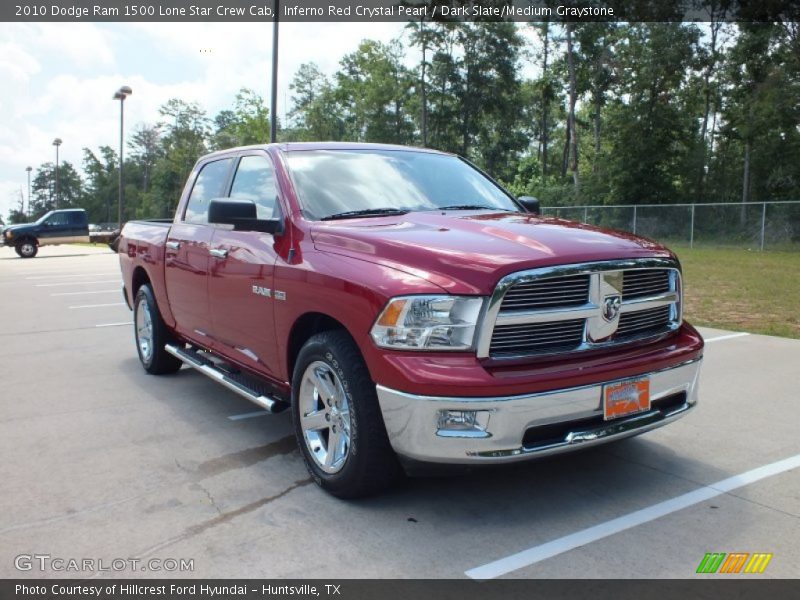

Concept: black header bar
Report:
left=3, top=0, right=799, bottom=23
left=2, top=580, right=800, bottom=600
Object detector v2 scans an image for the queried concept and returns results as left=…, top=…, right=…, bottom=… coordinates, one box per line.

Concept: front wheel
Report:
left=292, top=330, right=402, bottom=498
left=134, top=284, right=182, bottom=375
left=16, top=240, right=37, bottom=258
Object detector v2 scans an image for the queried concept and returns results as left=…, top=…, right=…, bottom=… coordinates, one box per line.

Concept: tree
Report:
left=530, top=21, right=557, bottom=177
left=29, top=161, right=84, bottom=216
left=601, top=23, right=700, bottom=204
left=6, top=209, right=26, bottom=225
left=424, top=24, right=462, bottom=153
left=63, top=23, right=800, bottom=221
left=335, top=39, right=416, bottom=144
left=82, top=146, right=118, bottom=223
left=574, top=23, right=618, bottom=175
left=211, top=88, right=271, bottom=148
left=694, top=2, right=730, bottom=197
left=289, top=63, right=346, bottom=140
left=563, top=22, right=579, bottom=189
left=407, top=17, right=438, bottom=146
left=419, top=22, right=527, bottom=180
left=129, top=124, right=162, bottom=194
left=723, top=23, right=780, bottom=205
left=151, top=99, right=209, bottom=217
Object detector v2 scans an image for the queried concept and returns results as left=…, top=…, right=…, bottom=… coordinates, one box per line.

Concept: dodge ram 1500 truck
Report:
left=118, top=142, right=703, bottom=498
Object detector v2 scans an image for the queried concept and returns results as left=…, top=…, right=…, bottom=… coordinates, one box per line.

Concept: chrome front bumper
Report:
left=376, top=358, right=701, bottom=464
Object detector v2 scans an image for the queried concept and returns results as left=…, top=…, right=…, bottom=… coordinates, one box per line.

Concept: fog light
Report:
left=436, top=410, right=492, bottom=438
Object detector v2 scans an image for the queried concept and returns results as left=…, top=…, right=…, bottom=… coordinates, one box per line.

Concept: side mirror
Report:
left=208, top=199, right=283, bottom=235
left=517, top=196, right=540, bottom=215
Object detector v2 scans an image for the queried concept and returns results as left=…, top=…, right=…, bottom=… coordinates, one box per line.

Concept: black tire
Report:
left=16, top=239, right=37, bottom=258
left=291, top=330, right=402, bottom=498
left=133, top=284, right=183, bottom=375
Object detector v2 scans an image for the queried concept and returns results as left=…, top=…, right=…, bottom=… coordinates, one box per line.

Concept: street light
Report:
left=113, top=85, right=132, bottom=227
left=270, top=0, right=279, bottom=143
left=52, top=138, right=62, bottom=209
left=25, top=166, right=32, bottom=217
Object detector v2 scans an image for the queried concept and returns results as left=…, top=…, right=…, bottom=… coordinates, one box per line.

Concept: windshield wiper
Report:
left=321, top=208, right=410, bottom=221
left=436, top=204, right=495, bottom=211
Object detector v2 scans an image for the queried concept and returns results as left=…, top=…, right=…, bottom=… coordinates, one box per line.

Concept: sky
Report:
left=0, top=22, right=407, bottom=219
left=0, top=22, right=539, bottom=221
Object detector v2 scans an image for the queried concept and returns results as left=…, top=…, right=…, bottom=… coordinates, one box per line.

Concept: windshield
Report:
left=35, top=211, right=54, bottom=225
left=285, top=150, right=521, bottom=220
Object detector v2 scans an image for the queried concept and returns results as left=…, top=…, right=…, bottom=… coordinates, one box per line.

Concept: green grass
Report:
left=674, top=246, right=800, bottom=339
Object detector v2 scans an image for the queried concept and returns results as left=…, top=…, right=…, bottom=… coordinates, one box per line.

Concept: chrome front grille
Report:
left=490, top=319, right=586, bottom=356
left=500, top=274, right=590, bottom=310
left=478, top=259, right=682, bottom=359
left=617, top=305, right=672, bottom=338
left=622, top=269, right=671, bottom=300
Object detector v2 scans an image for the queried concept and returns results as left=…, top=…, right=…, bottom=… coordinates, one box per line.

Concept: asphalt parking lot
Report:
left=1, top=245, right=798, bottom=579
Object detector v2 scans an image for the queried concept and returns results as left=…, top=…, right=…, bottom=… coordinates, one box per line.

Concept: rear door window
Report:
left=45, top=212, right=69, bottom=227
left=67, top=211, right=85, bottom=225
left=184, top=159, right=234, bottom=224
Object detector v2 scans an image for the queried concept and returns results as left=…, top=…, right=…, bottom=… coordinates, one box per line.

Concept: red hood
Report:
left=310, top=211, right=674, bottom=295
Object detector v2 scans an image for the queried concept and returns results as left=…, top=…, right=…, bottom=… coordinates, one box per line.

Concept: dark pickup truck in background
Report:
left=1, top=208, right=90, bottom=258
left=118, top=142, right=704, bottom=498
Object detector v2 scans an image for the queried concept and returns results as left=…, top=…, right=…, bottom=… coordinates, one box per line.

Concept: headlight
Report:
left=4, top=230, right=12, bottom=240
left=370, top=295, right=485, bottom=351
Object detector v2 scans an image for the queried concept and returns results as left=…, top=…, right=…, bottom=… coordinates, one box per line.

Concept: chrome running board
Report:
left=165, top=344, right=288, bottom=413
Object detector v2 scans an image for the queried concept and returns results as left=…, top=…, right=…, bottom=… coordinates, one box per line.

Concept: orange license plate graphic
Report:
left=603, top=378, right=650, bottom=420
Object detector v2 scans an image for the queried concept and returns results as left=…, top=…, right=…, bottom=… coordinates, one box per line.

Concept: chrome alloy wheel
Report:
left=298, top=360, right=352, bottom=474
left=136, top=299, right=154, bottom=364
left=20, top=242, right=35, bottom=257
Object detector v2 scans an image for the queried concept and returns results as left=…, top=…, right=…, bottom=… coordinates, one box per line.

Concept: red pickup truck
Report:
left=118, top=142, right=703, bottom=498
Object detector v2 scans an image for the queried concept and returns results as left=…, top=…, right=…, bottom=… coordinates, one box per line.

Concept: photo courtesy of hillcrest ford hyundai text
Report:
left=118, top=143, right=702, bottom=498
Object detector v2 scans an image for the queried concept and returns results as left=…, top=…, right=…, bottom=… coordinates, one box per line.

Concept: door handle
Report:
left=210, top=248, right=228, bottom=259
left=166, top=241, right=181, bottom=250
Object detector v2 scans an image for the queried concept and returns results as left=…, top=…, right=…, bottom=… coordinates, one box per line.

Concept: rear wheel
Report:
left=134, top=284, right=182, bottom=375
left=16, top=240, right=37, bottom=258
left=292, top=330, right=402, bottom=498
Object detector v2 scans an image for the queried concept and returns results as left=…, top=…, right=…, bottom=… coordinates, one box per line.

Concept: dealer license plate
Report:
left=603, top=377, right=650, bottom=420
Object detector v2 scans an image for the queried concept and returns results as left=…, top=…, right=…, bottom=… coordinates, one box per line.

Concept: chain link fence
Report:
left=541, top=201, right=800, bottom=250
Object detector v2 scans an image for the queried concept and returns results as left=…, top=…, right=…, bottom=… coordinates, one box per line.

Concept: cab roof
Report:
left=200, top=141, right=451, bottom=161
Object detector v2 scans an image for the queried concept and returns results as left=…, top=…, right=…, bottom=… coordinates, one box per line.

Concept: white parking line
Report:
left=465, top=452, right=800, bottom=580
left=51, top=290, right=119, bottom=296
left=95, top=322, right=133, bottom=328
left=27, top=272, right=117, bottom=280
left=704, top=332, right=750, bottom=343
left=69, top=302, right=126, bottom=309
left=227, top=411, right=271, bottom=421
left=36, top=280, right=119, bottom=287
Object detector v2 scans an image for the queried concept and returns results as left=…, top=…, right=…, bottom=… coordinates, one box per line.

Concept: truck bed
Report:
left=126, top=219, right=173, bottom=226
left=118, top=219, right=174, bottom=317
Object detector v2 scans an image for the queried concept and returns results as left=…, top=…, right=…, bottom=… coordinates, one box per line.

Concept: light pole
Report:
left=52, top=138, right=62, bottom=209
left=113, top=85, right=132, bottom=227
left=270, top=0, right=279, bottom=143
left=25, top=166, right=32, bottom=217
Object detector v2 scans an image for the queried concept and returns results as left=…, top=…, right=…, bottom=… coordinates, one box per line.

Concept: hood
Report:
left=311, top=211, right=674, bottom=295
left=3, top=223, right=34, bottom=235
